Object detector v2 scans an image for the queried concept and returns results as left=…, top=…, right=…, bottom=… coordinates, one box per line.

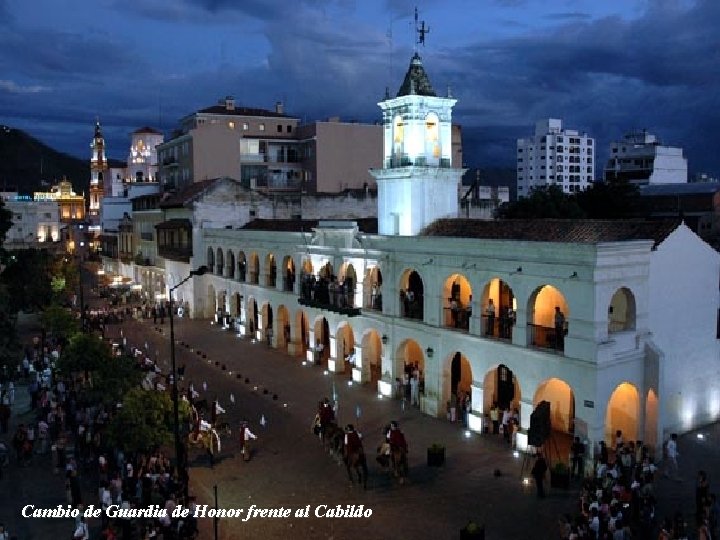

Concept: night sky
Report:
left=1, top=0, right=718, bottom=175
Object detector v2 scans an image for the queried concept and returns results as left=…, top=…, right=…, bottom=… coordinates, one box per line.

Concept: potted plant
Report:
left=550, top=461, right=571, bottom=489
left=427, top=443, right=445, bottom=467
left=460, top=521, right=485, bottom=540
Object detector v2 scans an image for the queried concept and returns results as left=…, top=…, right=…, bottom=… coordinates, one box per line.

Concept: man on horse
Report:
left=387, top=421, right=408, bottom=482
left=211, top=398, right=225, bottom=425
left=343, top=424, right=367, bottom=488
left=239, top=421, right=257, bottom=462
left=318, top=397, right=335, bottom=434
left=344, top=424, right=363, bottom=459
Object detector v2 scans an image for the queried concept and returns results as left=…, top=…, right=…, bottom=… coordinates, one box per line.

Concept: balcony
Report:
left=480, top=315, right=514, bottom=341
left=162, top=156, right=179, bottom=168
left=299, top=276, right=360, bottom=316
left=283, top=275, right=295, bottom=292
left=385, top=155, right=452, bottom=169
left=528, top=323, right=565, bottom=353
left=158, top=245, right=192, bottom=263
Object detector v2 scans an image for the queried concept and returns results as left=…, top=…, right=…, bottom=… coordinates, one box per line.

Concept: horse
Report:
left=188, top=428, right=221, bottom=466
left=321, top=423, right=344, bottom=457
left=391, top=446, right=408, bottom=484
left=345, top=448, right=368, bottom=489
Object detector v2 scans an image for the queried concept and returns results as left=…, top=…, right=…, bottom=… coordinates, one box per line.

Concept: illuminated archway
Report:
left=314, top=317, right=331, bottom=365
left=605, top=382, right=640, bottom=444
left=394, top=339, right=425, bottom=387
left=246, top=297, right=258, bottom=336
left=480, top=278, right=516, bottom=339
left=360, top=329, right=382, bottom=383
left=533, top=378, right=575, bottom=433
left=206, top=246, right=215, bottom=274
left=482, top=365, right=521, bottom=412
left=392, top=115, right=405, bottom=161
left=364, top=266, right=383, bottom=310
left=442, top=274, right=472, bottom=331
left=265, top=253, right=277, bottom=288
left=338, top=263, right=357, bottom=308
left=399, top=269, right=424, bottom=320
left=206, top=284, right=216, bottom=319
left=237, top=251, right=247, bottom=282
left=295, top=310, right=310, bottom=358
left=226, top=250, right=235, bottom=279
left=277, top=305, right=290, bottom=352
left=282, top=256, right=296, bottom=292
left=425, top=112, right=440, bottom=162
left=528, top=284, right=569, bottom=351
left=608, top=287, right=636, bottom=333
left=216, top=248, right=224, bottom=277
left=443, top=351, right=472, bottom=410
left=319, top=261, right=334, bottom=280
left=335, top=322, right=355, bottom=376
left=301, top=258, right=313, bottom=276
left=248, top=252, right=260, bottom=284
left=261, top=303, right=273, bottom=344
left=644, top=388, right=659, bottom=450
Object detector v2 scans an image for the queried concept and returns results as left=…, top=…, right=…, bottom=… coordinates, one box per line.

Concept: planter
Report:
left=427, top=446, right=445, bottom=467
left=550, top=470, right=571, bottom=489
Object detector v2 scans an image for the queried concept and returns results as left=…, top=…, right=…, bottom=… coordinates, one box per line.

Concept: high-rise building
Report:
left=604, top=130, right=688, bottom=185
left=516, top=118, right=594, bottom=197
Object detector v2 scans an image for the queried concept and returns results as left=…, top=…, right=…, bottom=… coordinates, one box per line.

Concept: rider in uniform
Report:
left=239, top=421, right=257, bottom=461
left=318, top=397, right=335, bottom=434
left=387, top=421, right=408, bottom=452
left=343, top=424, right=363, bottom=460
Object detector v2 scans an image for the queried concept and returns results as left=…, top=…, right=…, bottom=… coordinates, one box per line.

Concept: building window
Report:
left=277, top=124, right=282, bottom=133
left=259, top=124, right=265, bottom=131
left=287, top=125, right=292, bottom=133
left=228, top=121, right=235, bottom=130
left=243, top=123, right=249, bottom=130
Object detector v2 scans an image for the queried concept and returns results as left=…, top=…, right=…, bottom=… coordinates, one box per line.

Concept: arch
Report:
left=442, top=273, right=473, bottom=331
left=608, top=287, right=636, bottom=333
left=277, top=305, right=290, bottom=352
left=237, top=251, right=247, bottom=282
left=605, top=382, right=640, bottom=444
left=338, top=262, right=357, bottom=308
left=261, top=303, right=273, bottom=344
left=392, top=114, right=405, bottom=162
left=533, top=378, right=575, bottom=433
left=217, top=289, right=227, bottom=317
left=399, top=268, right=424, bottom=320
left=482, top=365, right=521, bottom=412
left=335, top=322, right=355, bottom=376
left=314, top=316, right=331, bottom=365
left=265, top=253, right=277, bottom=288
left=528, top=284, right=569, bottom=351
left=226, top=249, right=235, bottom=279
left=424, top=111, right=440, bottom=163
left=246, top=297, right=258, bottom=336
left=480, top=278, right=516, bottom=339
left=394, top=339, right=425, bottom=394
left=360, top=329, right=382, bottom=384
left=248, top=252, right=260, bottom=284
left=644, top=388, right=659, bottom=450
left=206, top=284, right=217, bottom=319
left=319, top=261, right=334, bottom=280
left=442, top=351, right=473, bottom=415
left=206, top=246, right=215, bottom=273
left=229, top=292, right=242, bottom=318
left=295, top=309, right=310, bottom=358
left=282, top=256, right=296, bottom=292
left=364, top=266, right=383, bottom=310
left=216, top=247, right=224, bottom=276
left=301, top=258, right=313, bottom=275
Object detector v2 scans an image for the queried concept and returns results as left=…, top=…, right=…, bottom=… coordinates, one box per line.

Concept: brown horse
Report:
left=321, top=422, right=344, bottom=457
left=345, top=448, right=368, bottom=489
left=391, top=446, right=408, bottom=484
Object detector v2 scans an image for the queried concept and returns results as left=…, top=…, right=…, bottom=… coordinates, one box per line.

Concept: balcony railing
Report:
left=158, top=245, right=192, bottom=263
left=385, top=156, right=452, bottom=169
left=528, top=323, right=565, bottom=353
left=400, top=296, right=423, bottom=320
left=480, top=315, right=514, bottom=341
left=283, top=275, right=295, bottom=292
left=248, top=272, right=259, bottom=285
left=444, top=307, right=470, bottom=331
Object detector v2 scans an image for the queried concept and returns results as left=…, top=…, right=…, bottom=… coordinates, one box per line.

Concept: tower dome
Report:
left=397, top=53, right=436, bottom=97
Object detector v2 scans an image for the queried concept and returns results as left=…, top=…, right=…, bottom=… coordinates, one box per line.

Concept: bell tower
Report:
left=371, top=53, right=463, bottom=236
left=89, top=120, right=107, bottom=217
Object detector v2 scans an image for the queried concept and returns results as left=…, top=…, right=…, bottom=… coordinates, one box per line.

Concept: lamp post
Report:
left=169, top=265, right=208, bottom=500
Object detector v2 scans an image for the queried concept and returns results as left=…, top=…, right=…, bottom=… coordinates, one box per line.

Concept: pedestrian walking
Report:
left=531, top=453, right=548, bottom=498
left=663, top=433, right=679, bottom=479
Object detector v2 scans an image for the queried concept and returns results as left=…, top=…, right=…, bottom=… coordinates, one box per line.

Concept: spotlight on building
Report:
left=301, top=361, right=307, bottom=366
left=522, top=478, right=530, bottom=486
left=347, top=380, right=353, bottom=387
left=464, top=430, right=471, bottom=439
left=323, top=370, right=329, bottom=376
left=513, top=450, right=520, bottom=459
left=697, top=433, right=705, bottom=440
left=377, top=394, right=383, bottom=399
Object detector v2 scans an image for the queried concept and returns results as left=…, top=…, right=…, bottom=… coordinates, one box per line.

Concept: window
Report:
left=557, top=137, right=563, bottom=143
left=517, top=148, right=523, bottom=153
left=277, top=124, right=282, bottom=133
left=228, top=121, right=235, bottom=130
left=517, top=158, right=523, bottom=162
left=259, top=124, right=265, bottom=131
left=587, top=140, right=593, bottom=146
left=287, top=125, right=292, bottom=133
left=243, top=123, right=249, bottom=130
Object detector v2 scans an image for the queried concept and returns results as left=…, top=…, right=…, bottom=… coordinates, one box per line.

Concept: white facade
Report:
left=517, top=118, right=595, bottom=196
left=3, top=194, right=61, bottom=246
left=371, top=53, right=463, bottom=235
left=604, top=130, right=688, bottom=185
left=127, top=128, right=164, bottom=183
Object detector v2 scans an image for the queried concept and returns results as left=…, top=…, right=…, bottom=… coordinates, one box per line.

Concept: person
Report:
left=410, top=374, right=420, bottom=407
left=554, top=306, right=566, bottom=349
left=343, top=424, right=363, bottom=460
left=387, top=421, right=408, bottom=453
left=485, top=299, right=496, bottom=336
left=376, top=428, right=391, bottom=469
left=664, top=433, right=679, bottom=479
left=696, top=470, right=710, bottom=519
left=318, top=398, right=334, bottom=434
left=490, top=403, right=500, bottom=435
left=449, top=297, right=459, bottom=327
left=531, top=453, right=548, bottom=498
left=571, top=436, right=585, bottom=479
left=239, top=421, right=257, bottom=461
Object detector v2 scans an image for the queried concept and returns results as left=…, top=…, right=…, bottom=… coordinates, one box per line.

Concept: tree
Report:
left=1, top=248, right=53, bottom=313
left=88, top=353, right=143, bottom=407
left=40, top=305, right=79, bottom=344
left=0, top=283, right=20, bottom=378
left=575, top=180, right=643, bottom=219
left=56, top=332, right=113, bottom=382
left=496, top=185, right=585, bottom=219
left=0, top=198, right=11, bottom=255
left=107, top=388, right=177, bottom=454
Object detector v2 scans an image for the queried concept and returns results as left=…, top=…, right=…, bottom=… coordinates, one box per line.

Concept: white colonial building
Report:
left=604, top=130, right=688, bottom=185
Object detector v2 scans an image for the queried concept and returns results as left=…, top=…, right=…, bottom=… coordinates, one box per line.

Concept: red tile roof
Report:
left=421, top=218, right=681, bottom=247
left=159, top=178, right=222, bottom=209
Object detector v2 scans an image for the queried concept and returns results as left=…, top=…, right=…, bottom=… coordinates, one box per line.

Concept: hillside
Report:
left=0, top=125, right=89, bottom=195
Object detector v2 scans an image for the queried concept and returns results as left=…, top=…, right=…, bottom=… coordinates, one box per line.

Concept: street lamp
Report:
left=169, top=265, right=208, bottom=501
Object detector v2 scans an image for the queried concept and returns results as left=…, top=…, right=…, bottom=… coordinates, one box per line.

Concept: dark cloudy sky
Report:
left=1, top=0, right=718, bottom=175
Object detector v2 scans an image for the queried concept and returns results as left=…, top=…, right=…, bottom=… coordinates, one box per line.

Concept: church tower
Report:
left=89, top=120, right=107, bottom=217
left=370, top=53, right=464, bottom=236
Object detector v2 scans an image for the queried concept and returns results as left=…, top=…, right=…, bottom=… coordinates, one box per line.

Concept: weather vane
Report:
left=415, top=7, right=429, bottom=48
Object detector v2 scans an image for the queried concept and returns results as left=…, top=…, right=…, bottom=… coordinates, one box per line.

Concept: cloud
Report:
left=0, top=80, right=49, bottom=94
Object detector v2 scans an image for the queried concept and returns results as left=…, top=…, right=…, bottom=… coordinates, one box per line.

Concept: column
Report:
left=307, top=329, right=316, bottom=364
left=512, top=307, right=528, bottom=348
left=327, top=334, right=343, bottom=373
left=377, top=342, right=393, bottom=397
left=351, top=345, right=364, bottom=383
left=515, top=397, right=534, bottom=451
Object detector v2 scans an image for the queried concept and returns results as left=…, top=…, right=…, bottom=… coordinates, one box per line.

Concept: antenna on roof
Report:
left=387, top=17, right=393, bottom=97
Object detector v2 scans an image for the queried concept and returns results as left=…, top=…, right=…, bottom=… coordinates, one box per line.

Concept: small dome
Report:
left=396, top=53, right=436, bottom=97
